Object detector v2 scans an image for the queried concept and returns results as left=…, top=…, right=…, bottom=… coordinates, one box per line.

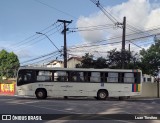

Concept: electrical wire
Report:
left=34, top=0, right=77, bottom=19
left=69, top=32, right=160, bottom=50
left=21, top=50, right=60, bottom=64
left=7, top=22, right=58, bottom=50
left=12, top=23, right=63, bottom=52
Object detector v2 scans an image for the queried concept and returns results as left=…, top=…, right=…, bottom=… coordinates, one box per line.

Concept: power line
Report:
left=21, top=50, right=60, bottom=64
left=90, top=0, right=119, bottom=24
left=23, top=52, right=61, bottom=66
left=11, top=23, right=63, bottom=52
left=69, top=32, right=160, bottom=50
left=127, top=41, right=143, bottom=49
left=36, top=32, right=61, bottom=52
left=90, top=0, right=152, bottom=38
left=7, top=22, right=58, bottom=49
left=34, top=0, right=77, bottom=19
left=69, top=24, right=115, bottom=32
left=9, top=22, right=60, bottom=51
left=71, top=25, right=160, bottom=46
left=70, top=24, right=114, bottom=29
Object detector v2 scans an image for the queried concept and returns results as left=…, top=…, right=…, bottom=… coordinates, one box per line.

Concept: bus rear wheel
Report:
left=36, top=89, right=47, bottom=99
left=97, top=90, right=108, bottom=100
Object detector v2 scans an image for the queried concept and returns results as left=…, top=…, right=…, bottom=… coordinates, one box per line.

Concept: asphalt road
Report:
left=0, top=95, right=160, bottom=123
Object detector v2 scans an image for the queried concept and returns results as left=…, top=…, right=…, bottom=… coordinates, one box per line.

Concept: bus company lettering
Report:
left=61, top=85, right=73, bottom=88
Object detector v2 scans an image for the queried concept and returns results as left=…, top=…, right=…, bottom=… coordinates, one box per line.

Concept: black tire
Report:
left=36, top=89, right=47, bottom=99
left=119, top=96, right=124, bottom=100
left=127, top=96, right=130, bottom=99
left=64, top=96, right=68, bottom=99
left=97, top=90, right=108, bottom=100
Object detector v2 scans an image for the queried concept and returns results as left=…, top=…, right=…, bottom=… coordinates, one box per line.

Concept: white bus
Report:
left=16, top=66, right=142, bottom=100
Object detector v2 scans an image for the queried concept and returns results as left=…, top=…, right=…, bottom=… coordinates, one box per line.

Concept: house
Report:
left=67, top=57, right=83, bottom=68
left=46, top=60, right=63, bottom=68
left=46, top=57, right=83, bottom=68
left=143, top=74, right=155, bottom=83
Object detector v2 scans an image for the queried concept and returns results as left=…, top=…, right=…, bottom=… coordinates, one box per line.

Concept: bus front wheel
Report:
left=97, top=90, right=108, bottom=100
left=36, top=89, right=47, bottom=99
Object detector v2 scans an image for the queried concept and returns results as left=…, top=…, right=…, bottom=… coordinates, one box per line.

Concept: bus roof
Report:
left=18, top=66, right=142, bottom=73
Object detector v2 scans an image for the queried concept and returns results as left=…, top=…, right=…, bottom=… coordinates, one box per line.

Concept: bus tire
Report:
left=64, top=96, right=68, bottom=99
left=119, top=96, right=124, bottom=100
left=36, top=89, right=47, bottom=99
left=97, top=90, right=108, bottom=100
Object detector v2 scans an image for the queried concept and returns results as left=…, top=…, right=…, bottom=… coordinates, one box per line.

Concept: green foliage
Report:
left=76, top=50, right=137, bottom=69
left=76, top=53, right=108, bottom=68
left=76, top=53, right=94, bottom=68
left=107, top=49, right=140, bottom=69
left=94, top=57, right=108, bottom=68
left=140, top=39, right=160, bottom=76
left=0, top=49, right=20, bottom=79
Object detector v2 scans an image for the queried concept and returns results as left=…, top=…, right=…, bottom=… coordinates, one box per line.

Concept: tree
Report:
left=76, top=53, right=94, bottom=68
left=76, top=53, right=108, bottom=68
left=0, top=49, right=20, bottom=79
left=107, top=49, right=139, bottom=69
left=76, top=49, right=140, bottom=69
left=94, top=57, right=108, bottom=68
left=140, top=38, right=160, bottom=76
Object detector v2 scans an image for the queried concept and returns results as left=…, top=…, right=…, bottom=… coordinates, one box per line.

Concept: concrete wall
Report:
left=136, top=83, right=160, bottom=98
left=67, top=58, right=81, bottom=68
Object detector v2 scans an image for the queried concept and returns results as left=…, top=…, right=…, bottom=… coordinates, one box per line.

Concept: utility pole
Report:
left=121, top=16, right=126, bottom=69
left=128, top=43, right=130, bottom=64
left=57, top=19, right=72, bottom=68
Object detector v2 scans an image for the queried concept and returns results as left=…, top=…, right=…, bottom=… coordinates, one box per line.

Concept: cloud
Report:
left=76, top=0, right=160, bottom=43
left=145, top=8, right=160, bottom=28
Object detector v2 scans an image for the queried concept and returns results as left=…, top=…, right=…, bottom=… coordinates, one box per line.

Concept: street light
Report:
left=36, top=32, right=61, bottom=53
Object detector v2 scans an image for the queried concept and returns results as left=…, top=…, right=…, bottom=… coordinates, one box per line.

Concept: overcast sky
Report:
left=0, top=0, right=160, bottom=65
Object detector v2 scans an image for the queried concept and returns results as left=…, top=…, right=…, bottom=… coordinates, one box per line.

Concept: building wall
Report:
left=47, top=62, right=63, bottom=68
left=143, top=74, right=155, bottom=83
left=46, top=58, right=81, bottom=68
left=134, top=83, right=160, bottom=98
left=67, top=58, right=81, bottom=68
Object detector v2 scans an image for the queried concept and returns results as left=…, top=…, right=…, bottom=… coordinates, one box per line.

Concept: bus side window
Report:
left=84, top=72, right=91, bottom=82
left=124, top=73, right=134, bottom=83
left=54, top=71, right=68, bottom=82
left=90, top=72, right=100, bottom=82
left=69, top=72, right=84, bottom=82
left=71, top=72, right=77, bottom=82
left=24, top=73, right=31, bottom=82
left=108, top=72, right=118, bottom=83
left=36, top=71, right=52, bottom=82
left=20, top=70, right=35, bottom=84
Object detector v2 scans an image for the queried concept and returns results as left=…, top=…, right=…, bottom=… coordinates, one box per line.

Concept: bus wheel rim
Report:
left=38, top=92, right=43, bottom=97
left=100, top=92, right=106, bottom=98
